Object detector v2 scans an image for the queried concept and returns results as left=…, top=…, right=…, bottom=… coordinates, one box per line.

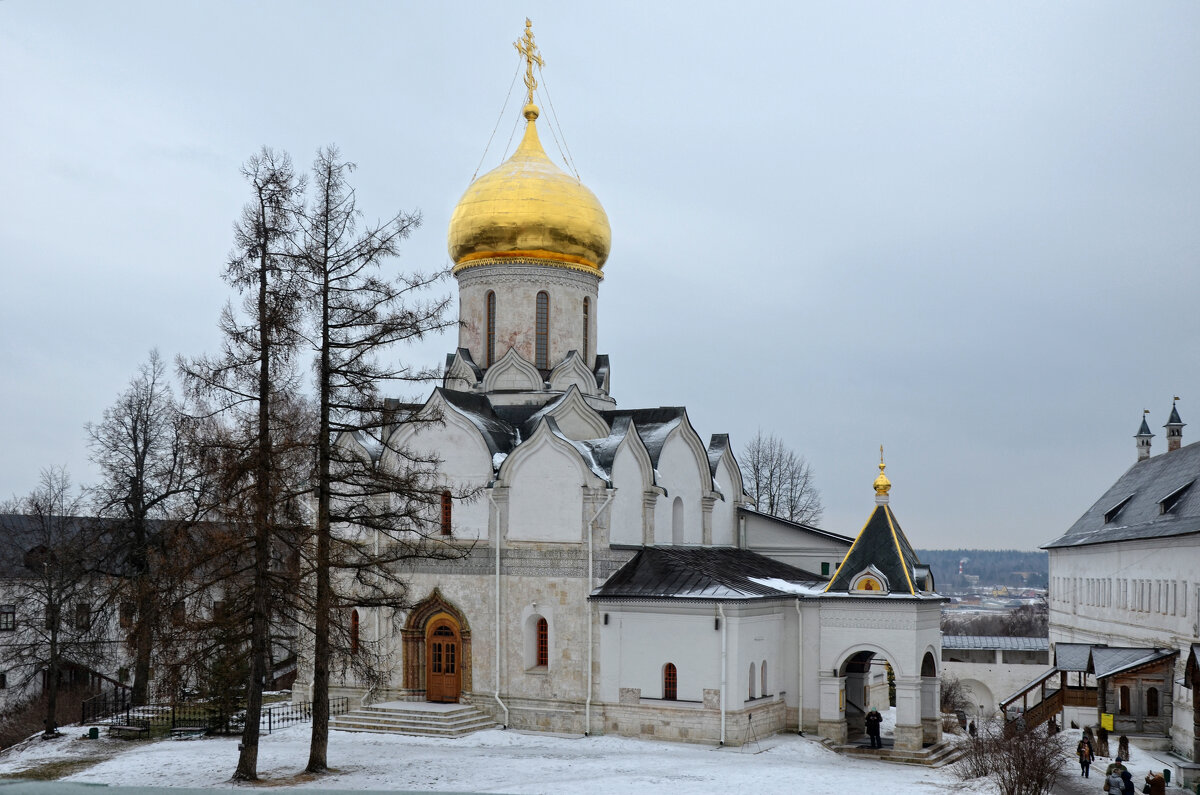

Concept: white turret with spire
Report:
left=1136, top=410, right=1154, bottom=462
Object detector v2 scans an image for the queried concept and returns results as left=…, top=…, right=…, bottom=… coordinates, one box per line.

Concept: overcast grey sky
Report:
left=2, top=2, right=1198, bottom=551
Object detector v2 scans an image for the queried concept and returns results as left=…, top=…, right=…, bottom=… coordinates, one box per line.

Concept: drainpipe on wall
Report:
left=738, top=514, right=746, bottom=549
left=719, top=603, right=727, bottom=745
left=488, top=490, right=508, bottom=728
left=795, top=599, right=804, bottom=735
left=584, top=491, right=614, bottom=737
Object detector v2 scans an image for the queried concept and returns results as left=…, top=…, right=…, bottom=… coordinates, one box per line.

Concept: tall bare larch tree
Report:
left=180, top=147, right=308, bottom=781
left=295, top=146, right=457, bottom=773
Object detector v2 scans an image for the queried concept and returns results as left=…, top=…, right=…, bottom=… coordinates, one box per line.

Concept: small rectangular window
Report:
left=0, top=672, right=6, bottom=689
left=821, top=562, right=830, bottom=576
left=0, top=605, right=14, bottom=632
left=171, top=601, right=185, bottom=626
left=75, top=603, right=91, bottom=631
left=119, top=602, right=135, bottom=628
left=440, top=492, right=453, bottom=536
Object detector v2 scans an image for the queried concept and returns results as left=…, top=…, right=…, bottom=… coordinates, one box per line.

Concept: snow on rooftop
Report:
left=748, top=577, right=826, bottom=596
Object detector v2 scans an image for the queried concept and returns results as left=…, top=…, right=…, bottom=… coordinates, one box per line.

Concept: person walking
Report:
left=1120, top=769, right=1135, bottom=795
left=1076, top=736, right=1093, bottom=777
left=865, top=706, right=883, bottom=749
left=1103, top=767, right=1124, bottom=794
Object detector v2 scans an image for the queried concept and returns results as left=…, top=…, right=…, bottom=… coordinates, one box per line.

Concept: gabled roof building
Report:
left=1044, top=401, right=1200, bottom=777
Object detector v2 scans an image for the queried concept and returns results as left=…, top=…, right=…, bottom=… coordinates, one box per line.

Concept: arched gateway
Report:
left=402, top=589, right=472, bottom=703
left=817, top=456, right=945, bottom=751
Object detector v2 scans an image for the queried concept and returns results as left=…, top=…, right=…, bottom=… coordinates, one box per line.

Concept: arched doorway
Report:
left=426, top=614, right=461, bottom=703
left=839, top=650, right=892, bottom=743
left=401, top=588, right=473, bottom=702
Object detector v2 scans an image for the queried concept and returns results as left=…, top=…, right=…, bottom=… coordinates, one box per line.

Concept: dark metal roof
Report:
left=825, top=504, right=926, bottom=595
left=598, top=407, right=685, bottom=467
left=1043, top=440, right=1200, bottom=548
left=706, top=434, right=730, bottom=479
left=1166, top=403, right=1184, bottom=427
left=1186, top=644, right=1200, bottom=681
left=1055, top=642, right=1099, bottom=672
left=1090, top=647, right=1177, bottom=678
left=1137, top=417, right=1154, bottom=437
left=591, top=546, right=826, bottom=601
left=942, top=635, right=1049, bottom=651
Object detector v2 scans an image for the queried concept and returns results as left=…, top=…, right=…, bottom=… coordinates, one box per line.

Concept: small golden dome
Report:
left=448, top=108, right=611, bottom=275
left=873, top=467, right=891, bottom=496
left=873, top=447, right=891, bottom=497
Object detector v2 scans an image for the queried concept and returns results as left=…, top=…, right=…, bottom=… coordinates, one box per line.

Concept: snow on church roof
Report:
left=433, top=388, right=708, bottom=483
left=591, top=546, right=827, bottom=601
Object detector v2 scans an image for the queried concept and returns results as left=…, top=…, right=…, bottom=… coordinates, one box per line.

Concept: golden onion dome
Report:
left=873, top=447, right=891, bottom=497
left=873, top=467, right=892, bottom=497
left=448, top=103, right=611, bottom=275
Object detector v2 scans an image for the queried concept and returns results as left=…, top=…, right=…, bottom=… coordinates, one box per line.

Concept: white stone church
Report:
left=295, top=26, right=945, bottom=749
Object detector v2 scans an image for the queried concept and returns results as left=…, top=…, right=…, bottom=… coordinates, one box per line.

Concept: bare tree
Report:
left=294, top=146, right=456, bottom=773
left=0, top=468, right=109, bottom=737
left=86, top=350, right=201, bottom=706
left=954, top=720, right=1067, bottom=795
left=179, top=147, right=308, bottom=781
left=740, top=431, right=823, bottom=525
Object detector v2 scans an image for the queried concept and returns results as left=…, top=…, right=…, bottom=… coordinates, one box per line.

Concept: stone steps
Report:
left=823, top=737, right=965, bottom=768
left=330, top=703, right=497, bottom=738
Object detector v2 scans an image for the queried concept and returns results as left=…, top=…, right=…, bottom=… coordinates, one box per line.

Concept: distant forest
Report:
left=915, top=549, right=1048, bottom=591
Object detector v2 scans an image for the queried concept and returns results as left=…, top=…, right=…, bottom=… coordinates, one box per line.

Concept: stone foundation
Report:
left=922, top=716, right=942, bottom=745
left=818, top=718, right=848, bottom=745
left=894, top=723, right=924, bottom=751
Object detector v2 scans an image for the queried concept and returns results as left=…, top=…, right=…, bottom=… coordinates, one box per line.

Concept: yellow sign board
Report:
left=1101, top=713, right=1114, bottom=731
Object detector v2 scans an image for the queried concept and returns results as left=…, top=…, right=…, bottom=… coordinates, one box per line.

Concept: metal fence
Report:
left=82, top=695, right=348, bottom=737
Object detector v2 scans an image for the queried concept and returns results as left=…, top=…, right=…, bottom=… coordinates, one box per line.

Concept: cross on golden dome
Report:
left=514, top=19, right=544, bottom=110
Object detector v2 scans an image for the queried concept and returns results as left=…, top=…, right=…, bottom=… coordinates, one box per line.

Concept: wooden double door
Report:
left=426, top=617, right=461, bottom=703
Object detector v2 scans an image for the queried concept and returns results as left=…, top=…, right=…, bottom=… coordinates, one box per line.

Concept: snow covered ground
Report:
left=0, top=717, right=995, bottom=794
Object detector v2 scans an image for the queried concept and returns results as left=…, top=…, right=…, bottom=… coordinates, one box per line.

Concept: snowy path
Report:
left=0, top=725, right=993, bottom=794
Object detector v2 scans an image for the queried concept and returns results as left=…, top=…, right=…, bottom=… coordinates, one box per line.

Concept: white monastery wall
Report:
left=654, top=433, right=704, bottom=545
left=391, top=415, right=493, bottom=541
left=507, top=443, right=586, bottom=543
left=609, top=444, right=646, bottom=546
left=742, top=510, right=849, bottom=573
left=1048, top=536, right=1200, bottom=758
left=710, top=458, right=737, bottom=546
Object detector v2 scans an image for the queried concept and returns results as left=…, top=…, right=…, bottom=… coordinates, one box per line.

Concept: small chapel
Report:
left=294, top=21, right=945, bottom=749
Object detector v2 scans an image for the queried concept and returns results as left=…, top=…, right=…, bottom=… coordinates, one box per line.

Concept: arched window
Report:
left=1119, top=685, right=1130, bottom=714
left=671, top=497, right=683, bottom=545
left=536, top=617, right=549, bottom=667
left=761, top=660, right=768, bottom=696
left=663, top=663, right=677, bottom=700
left=486, top=291, right=497, bottom=366
left=440, top=491, right=452, bottom=536
left=1147, top=686, right=1159, bottom=717
left=350, top=609, right=360, bottom=655
left=582, top=297, right=590, bottom=361
left=749, top=662, right=757, bottom=699
left=535, top=291, right=550, bottom=369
